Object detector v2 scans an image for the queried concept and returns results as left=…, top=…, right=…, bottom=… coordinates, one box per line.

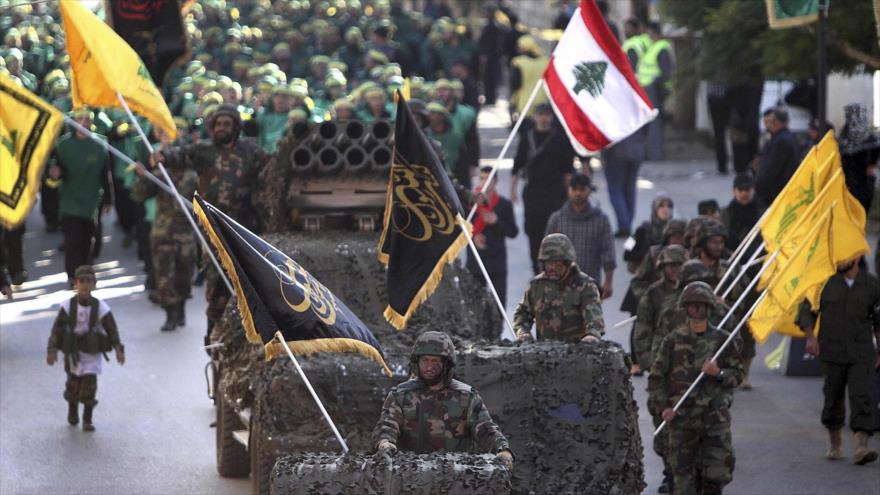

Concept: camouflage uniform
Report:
left=633, top=245, right=688, bottom=369
left=131, top=168, right=199, bottom=329
left=160, top=105, right=268, bottom=336
left=373, top=332, right=511, bottom=455
left=513, top=234, right=605, bottom=342
left=649, top=283, right=744, bottom=495
left=626, top=219, right=687, bottom=308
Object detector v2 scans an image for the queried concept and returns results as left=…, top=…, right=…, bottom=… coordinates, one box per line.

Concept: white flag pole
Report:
left=457, top=217, right=516, bottom=337
left=115, top=92, right=234, bottom=295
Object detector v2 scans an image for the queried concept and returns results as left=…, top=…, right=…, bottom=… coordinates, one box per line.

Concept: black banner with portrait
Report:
left=378, top=92, right=471, bottom=329
left=193, top=195, right=391, bottom=376
left=104, top=0, right=190, bottom=85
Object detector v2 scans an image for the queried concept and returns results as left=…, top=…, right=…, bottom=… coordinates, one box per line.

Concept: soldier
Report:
left=132, top=165, right=199, bottom=332
left=649, top=282, right=744, bottom=495
left=46, top=266, right=125, bottom=432
left=633, top=245, right=688, bottom=370
left=513, top=233, right=605, bottom=343
left=150, top=104, right=268, bottom=347
left=373, top=331, right=514, bottom=470
left=799, top=259, right=880, bottom=465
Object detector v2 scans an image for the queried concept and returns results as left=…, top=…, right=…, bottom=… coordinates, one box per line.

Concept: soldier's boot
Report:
left=853, top=431, right=878, bottom=465
left=826, top=429, right=843, bottom=459
left=160, top=306, right=177, bottom=332
left=82, top=405, right=95, bottom=432
left=66, top=401, right=79, bottom=426
left=176, top=302, right=186, bottom=327
left=739, top=358, right=753, bottom=390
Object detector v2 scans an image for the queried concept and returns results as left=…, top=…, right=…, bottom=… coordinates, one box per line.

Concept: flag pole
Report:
left=115, top=92, right=234, bottom=295
left=720, top=240, right=766, bottom=300
left=62, top=116, right=178, bottom=198
left=714, top=209, right=767, bottom=294
left=274, top=331, right=350, bottom=453
left=466, top=79, right=544, bottom=223
left=457, top=217, right=516, bottom=337
left=654, top=290, right=768, bottom=436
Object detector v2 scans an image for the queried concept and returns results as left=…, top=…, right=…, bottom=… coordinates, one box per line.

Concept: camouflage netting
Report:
left=270, top=452, right=511, bottom=495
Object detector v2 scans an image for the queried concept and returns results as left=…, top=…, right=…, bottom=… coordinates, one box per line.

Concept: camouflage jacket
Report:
left=652, top=298, right=737, bottom=366
left=161, top=139, right=268, bottom=225
left=373, top=378, right=510, bottom=455
left=633, top=278, right=679, bottom=369
left=131, top=168, right=199, bottom=241
left=513, top=266, right=605, bottom=342
left=648, top=324, right=744, bottom=424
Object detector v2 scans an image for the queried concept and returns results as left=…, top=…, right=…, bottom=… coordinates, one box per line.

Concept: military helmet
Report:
left=206, top=103, right=242, bottom=137
left=678, top=281, right=716, bottom=307
left=661, top=218, right=687, bottom=244
left=538, top=233, right=576, bottom=263
left=696, top=219, right=728, bottom=246
left=656, top=245, right=688, bottom=268
left=410, top=331, right=456, bottom=367
left=680, top=259, right=714, bottom=285
left=74, top=265, right=96, bottom=281
left=684, top=217, right=710, bottom=248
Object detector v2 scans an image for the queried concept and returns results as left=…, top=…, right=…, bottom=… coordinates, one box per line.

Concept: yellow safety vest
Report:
left=637, top=38, right=672, bottom=88
left=621, top=33, right=650, bottom=66
left=510, top=54, right=549, bottom=116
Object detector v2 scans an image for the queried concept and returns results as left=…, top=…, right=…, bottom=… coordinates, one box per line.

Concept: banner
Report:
left=104, top=0, right=190, bottom=85
left=0, top=74, right=63, bottom=229
left=193, top=195, right=391, bottom=375
left=766, top=0, right=821, bottom=29
left=378, top=92, right=471, bottom=329
left=60, top=0, right=176, bottom=139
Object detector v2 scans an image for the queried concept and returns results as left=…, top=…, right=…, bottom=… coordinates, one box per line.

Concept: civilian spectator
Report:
left=755, top=107, right=800, bottom=207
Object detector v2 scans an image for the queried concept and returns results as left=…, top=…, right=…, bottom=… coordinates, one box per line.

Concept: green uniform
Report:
left=255, top=109, right=288, bottom=153
left=798, top=271, right=880, bottom=434
left=132, top=168, right=199, bottom=307
left=54, top=134, right=112, bottom=221
left=425, top=125, right=463, bottom=175
left=513, top=264, right=605, bottom=342
left=649, top=324, right=744, bottom=495
left=634, top=277, right=679, bottom=368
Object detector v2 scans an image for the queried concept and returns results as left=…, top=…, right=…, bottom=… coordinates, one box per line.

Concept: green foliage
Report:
left=660, top=0, right=878, bottom=83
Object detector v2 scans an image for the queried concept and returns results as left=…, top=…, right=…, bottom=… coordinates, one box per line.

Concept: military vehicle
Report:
left=207, top=126, right=645, bottom=495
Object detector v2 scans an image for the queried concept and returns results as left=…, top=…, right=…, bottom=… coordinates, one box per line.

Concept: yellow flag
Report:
left=60, top=0, right=176, bottom=139
left=766, top=207, right=835, bottom=312
left=759, top=131, right=839, bottom=252
left=0, top=74, right=63, bottom=229
left=749, top=296, right=805, bottom=344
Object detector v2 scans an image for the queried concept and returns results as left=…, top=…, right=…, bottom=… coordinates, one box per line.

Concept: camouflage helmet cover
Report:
left=661, top=218, right=687, bottom=244
left=656, top=245, right=688, bottom=268
left=410, top=331, right=456, bottom=367
left=678, top=281, right=716, bottom=307
left=696, top=219, right=728, bottom=246
left=680, top=259, right=714, bottom=285
left=538, top=233, right=576, bottom=262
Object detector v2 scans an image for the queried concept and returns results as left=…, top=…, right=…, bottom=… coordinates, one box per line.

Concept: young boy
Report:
left=47, top=265, right=125, bottom=431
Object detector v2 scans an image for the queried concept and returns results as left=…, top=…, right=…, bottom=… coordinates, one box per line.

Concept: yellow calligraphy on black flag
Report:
left=0, top=74, right=63, bottom=229
left=378, top=92, right=471, bottom=329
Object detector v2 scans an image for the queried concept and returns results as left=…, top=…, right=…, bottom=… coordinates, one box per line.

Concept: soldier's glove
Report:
left=496, top=450, right=514, bottom=471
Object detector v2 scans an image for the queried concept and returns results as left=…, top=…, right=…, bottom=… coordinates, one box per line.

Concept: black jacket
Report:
left=466, top=196, right=518, bottom=274
left=755, top=128, right=800, bottom=206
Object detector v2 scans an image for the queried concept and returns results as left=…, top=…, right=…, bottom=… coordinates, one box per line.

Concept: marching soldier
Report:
left=150, top=104, right=268, bottom=347
left=650, top=281, right=744, bottom=495
left=373, top=331, right=514, bottom=470
left=132, top=165, right=199, bottom=332
left=513, top=233, right=605, bottom=343
left=799, top=259, right=880, bottom=465
left=633, top=245, right=688, bottom=370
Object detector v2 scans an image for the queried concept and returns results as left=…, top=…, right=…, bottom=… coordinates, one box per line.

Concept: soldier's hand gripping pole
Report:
left=115, top=92, right=235, bottom=295
left=457, top=217, right=516, bottom=338
left=466, top=79, right=543, bottom=223
left=654, top=247, right=781, bottom=436
left=275, top=331, right=350, bottom=453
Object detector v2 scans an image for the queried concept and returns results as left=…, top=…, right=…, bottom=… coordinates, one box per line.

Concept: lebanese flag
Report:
left=543, top=0, right=658, bottom=155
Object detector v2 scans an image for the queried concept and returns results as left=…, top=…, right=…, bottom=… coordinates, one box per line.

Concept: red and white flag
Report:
left=543, top=0, right=658, bottom=154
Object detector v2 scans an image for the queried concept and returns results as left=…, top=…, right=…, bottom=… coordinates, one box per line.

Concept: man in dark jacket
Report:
left=799, top=259, right=880, bottom=465
left=755, top=107, right=800, bottom=207
left=467, top=167, right=518, bottom=314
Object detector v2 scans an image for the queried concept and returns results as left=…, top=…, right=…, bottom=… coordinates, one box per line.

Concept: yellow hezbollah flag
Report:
left=759, top=131, right=838, bottom=252
left=0, top=74, right=63, bottom=229
left=60, top=0, right=176, bottom=139
left=766, top=206, right=835, bottom=313
left=749, top=296, right=805, bottom=344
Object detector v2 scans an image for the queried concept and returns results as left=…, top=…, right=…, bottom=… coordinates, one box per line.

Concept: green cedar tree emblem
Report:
left=1, top=129, right=18, bottom=157
left=572, top=61, right=608, bottom=97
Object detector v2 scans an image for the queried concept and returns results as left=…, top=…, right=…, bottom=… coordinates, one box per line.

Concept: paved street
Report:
left=2, top=102, right=879, bottom=494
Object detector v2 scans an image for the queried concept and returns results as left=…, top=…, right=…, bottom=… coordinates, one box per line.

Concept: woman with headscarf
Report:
left=840, top=103, right=880, bottom=213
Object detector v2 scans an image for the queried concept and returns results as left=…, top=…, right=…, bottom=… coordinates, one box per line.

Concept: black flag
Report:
left=378, top=92, right=472, bottom=329
left=104, top=0, right=190, bottom=85
left=193, top=195, right=391, bottom=376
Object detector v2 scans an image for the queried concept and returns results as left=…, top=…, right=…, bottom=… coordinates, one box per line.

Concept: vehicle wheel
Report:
left=216, top=384, right=249, bottom=478
left=250, top=420, right=276, bottom=495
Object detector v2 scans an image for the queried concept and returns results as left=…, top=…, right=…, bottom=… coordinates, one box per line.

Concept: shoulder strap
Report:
left=87, top=297, right=100, bottom=333
left=68, top=296, right=78, bottom=329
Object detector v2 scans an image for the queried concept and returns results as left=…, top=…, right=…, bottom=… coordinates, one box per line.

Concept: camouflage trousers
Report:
left=651, top=413, right=673, bottom=477
left=151, top=237, right=195, bottom=306
left=669, top=420, right=735, bottom=495
left=64, top=372, right=98, bottom=407
left=204, top=263, right=231, bottom=333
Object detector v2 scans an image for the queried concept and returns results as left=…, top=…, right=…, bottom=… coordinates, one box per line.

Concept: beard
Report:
left=213, top=130, right=234, bottom=145
left=418, top=365, right=445, bottom=386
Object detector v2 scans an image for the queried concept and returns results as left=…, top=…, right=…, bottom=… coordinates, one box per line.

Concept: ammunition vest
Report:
left=62, top=297, right=113, bottom=363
